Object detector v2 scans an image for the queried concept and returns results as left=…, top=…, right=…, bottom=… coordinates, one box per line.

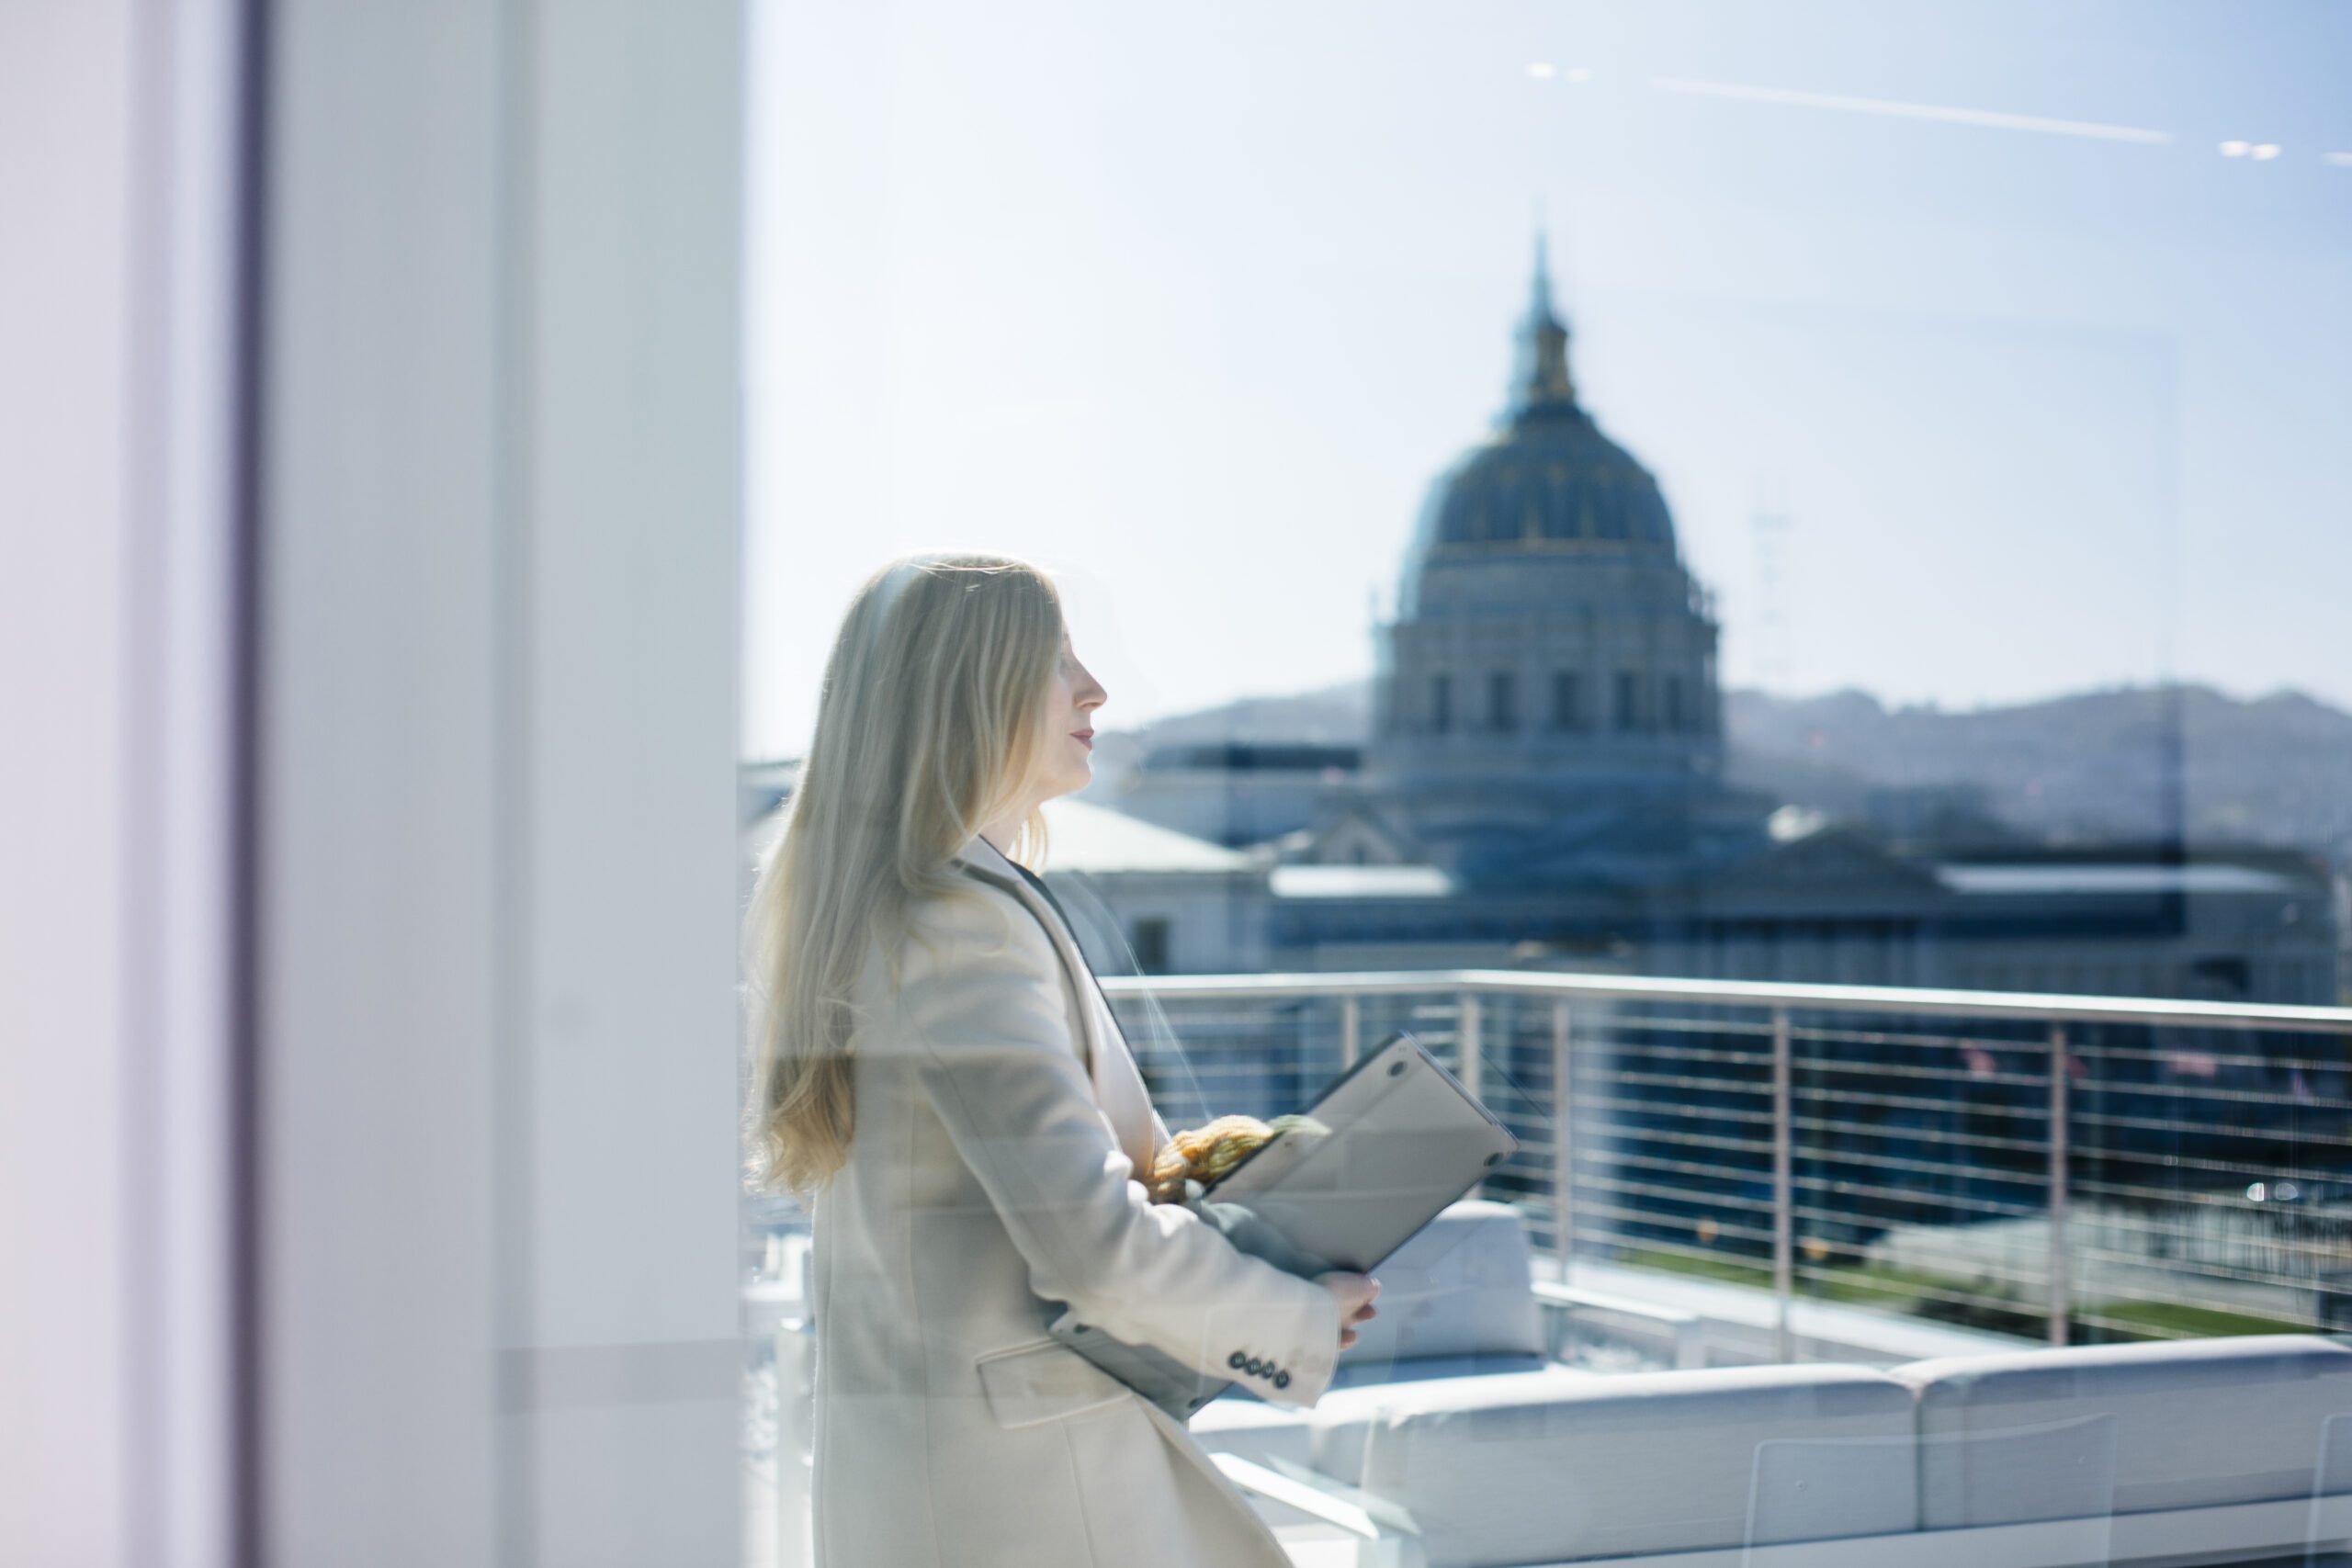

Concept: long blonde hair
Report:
left=743, top=553, right=1065, bottom=1194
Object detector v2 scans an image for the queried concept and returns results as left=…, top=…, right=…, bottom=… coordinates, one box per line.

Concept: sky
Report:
left=740, top=0, right=2352, bottom=761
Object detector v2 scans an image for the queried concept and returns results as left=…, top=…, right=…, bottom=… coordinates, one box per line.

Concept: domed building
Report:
left=1370, top=242, right=1732, bottom=885
left=1059, top=242, right=2335, bottom=1005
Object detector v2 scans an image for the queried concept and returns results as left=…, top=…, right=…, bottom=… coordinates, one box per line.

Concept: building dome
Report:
left=1405, top=234, right=1679, bottom=583
left=1422, top=408, right=1679, bottom=553
left=1369, top=236, right=1726, bottom=883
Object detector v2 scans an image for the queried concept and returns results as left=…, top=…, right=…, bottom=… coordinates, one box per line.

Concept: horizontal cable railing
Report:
left=1099, top=968, right=2352, bottom=1356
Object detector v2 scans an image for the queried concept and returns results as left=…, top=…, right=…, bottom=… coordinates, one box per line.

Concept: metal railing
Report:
left=1099, top=969, right=2352, bottom=1359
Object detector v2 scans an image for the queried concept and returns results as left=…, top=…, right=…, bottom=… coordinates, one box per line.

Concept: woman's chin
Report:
left=1041, top=766, right=1091, bottom=803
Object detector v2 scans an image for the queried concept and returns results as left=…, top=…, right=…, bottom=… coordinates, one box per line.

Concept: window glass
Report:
left=743, top=6, right=2351, bottom=1559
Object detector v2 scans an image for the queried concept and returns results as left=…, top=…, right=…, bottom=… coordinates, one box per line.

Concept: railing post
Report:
left=2048, top=1021, right=2071, bottom=1347
left=1340, top=992, right=1361, bottom=1070
left=1552, top=998, right=1575, bottom=1283
left=1771, top=1006, right=1794, bottom=1363
left=1457, top=990, right=1483, bottom=1103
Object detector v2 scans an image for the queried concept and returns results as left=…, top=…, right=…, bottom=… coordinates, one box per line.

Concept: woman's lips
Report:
left=1071, top=729, right=1094, bottom=750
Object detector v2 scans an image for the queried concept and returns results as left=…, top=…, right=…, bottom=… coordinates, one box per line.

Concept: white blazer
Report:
left=807, top=833, right=1341, bottom=1568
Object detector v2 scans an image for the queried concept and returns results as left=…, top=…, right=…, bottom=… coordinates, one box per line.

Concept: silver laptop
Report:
left=1049, top=1031, right=1517, bottom=1418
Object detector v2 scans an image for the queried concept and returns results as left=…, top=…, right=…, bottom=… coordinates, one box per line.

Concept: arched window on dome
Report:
left=1430, top=673, right=1453, bottom=736
left=1603, top=492, right=1629, bottom=540
left=1664, top=674, right=1687, bottom=733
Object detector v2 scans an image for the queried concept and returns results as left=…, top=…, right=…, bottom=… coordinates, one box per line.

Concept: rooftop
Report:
left=1040, top=795, right=1260, bottom=875
left=1269, top=863, right=1456, bottom=899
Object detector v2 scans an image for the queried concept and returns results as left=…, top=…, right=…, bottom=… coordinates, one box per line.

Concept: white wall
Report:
left=1, top=4, right=143, bottom=1560
left=0, top=3, right=747, bottom=1563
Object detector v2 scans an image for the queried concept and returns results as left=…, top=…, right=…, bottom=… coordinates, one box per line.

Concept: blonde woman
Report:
left=745, top=554, right=1380, bottom=1568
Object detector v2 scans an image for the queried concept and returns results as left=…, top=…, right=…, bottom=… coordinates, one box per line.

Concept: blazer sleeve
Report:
left=895, top=893, right=1342, bottom=1408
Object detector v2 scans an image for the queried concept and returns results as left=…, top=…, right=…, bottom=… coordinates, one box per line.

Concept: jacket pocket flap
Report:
left=974, top=1339, right=1129, bottom=1430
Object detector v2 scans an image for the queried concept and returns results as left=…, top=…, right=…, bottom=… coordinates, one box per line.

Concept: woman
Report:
left=744, top=553, right=1380, bottom=1568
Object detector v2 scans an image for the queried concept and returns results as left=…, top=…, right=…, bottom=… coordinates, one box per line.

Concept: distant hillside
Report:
left=1125, top=681, right=1374, bottom=748
left=1724, top=684, right=2352, bottom=866
left=1091, top=679, right=2352, bottom=867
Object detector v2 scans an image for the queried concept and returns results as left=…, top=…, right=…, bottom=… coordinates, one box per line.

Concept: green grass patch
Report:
left=1614, top=1247, right=1772, bottom=1289
left=1617, top=1247, right=1983, bottom=1306
left=1613, top=1247, right=2313, bottom=1343
left=2082, top=1300, right=2309, bottom=1339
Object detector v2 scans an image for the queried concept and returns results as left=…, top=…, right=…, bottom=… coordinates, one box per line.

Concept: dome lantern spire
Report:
left=1512, top=230, right=1577, bottom=414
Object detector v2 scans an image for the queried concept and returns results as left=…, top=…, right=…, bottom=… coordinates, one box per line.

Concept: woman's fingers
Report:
left=1317, top=1271, right=1382, bottom=1348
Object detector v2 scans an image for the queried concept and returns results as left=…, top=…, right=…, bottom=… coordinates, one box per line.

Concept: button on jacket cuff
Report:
left=1204, top=1278, right=1340, bottom=1409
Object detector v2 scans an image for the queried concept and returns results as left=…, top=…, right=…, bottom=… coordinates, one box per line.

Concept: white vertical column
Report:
left=1, top=3, right=246, bottom=1564
left=503, top=2, right=745, bottom=1561
left=0, top=6, right=143, bottom=1562
left=263, top=6, right=508, bottom=1557
left=261, top=2, right=744, bottom=1562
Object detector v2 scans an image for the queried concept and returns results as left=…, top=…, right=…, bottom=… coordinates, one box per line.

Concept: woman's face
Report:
left=1029, top=632, right=1108, bottom=803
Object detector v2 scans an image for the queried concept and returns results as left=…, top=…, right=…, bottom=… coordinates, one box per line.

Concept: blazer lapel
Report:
left=953, top=838, right=1163, bottom=1180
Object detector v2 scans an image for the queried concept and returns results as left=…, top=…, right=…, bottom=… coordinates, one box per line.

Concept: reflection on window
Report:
left=743, top=11, right=2352, bottom=1563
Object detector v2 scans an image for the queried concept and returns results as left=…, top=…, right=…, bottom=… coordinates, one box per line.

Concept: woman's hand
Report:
left=1317, top=1271, right=1382, bottom=1350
